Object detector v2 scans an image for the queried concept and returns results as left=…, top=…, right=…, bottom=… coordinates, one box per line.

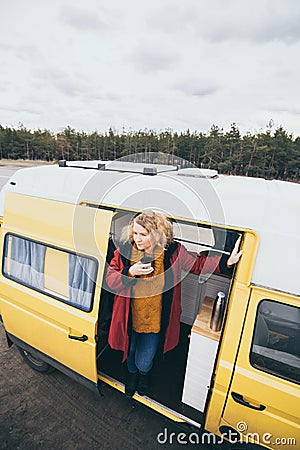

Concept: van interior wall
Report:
left=180, top=271, right=230, bottom=326
left=109, top=212, right=134, bottom=247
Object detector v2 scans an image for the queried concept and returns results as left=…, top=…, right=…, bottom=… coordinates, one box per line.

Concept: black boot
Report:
left=137, top=373, right=150, bottom=396
left=125, top=372, right=138, bottom=398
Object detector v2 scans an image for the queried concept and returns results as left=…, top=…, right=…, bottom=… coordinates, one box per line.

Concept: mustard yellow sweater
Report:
left=130, top=246, right=165, bottom=333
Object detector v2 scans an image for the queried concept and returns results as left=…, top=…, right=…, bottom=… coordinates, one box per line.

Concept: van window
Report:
left=250, top=300, right=300, bottom=384
left=172, top=221, right=214, bottom=253
left=3, top=234, right=97, bottom=312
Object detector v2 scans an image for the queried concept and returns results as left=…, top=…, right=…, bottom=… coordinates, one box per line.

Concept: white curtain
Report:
left=68, top=254, right=96, bottom=311
left=6, top=236, right=45, bottom=290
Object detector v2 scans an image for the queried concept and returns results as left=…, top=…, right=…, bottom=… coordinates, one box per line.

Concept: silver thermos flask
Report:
left=210, top=291, right=226, bottom=332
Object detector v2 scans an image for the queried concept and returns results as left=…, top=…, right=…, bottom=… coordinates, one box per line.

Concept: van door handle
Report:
left=68, top=334, right=88, bottom=342
left=232, top=392, right=266, bottom=411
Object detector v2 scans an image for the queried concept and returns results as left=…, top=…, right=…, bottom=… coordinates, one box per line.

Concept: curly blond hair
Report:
left=121, top=210, right=174, bottom=247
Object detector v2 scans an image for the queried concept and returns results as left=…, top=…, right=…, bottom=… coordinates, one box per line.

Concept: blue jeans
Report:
left=127, top=331, right=160, bottom=375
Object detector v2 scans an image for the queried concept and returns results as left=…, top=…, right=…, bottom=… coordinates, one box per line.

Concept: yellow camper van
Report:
left=0, top=159, right=299, bottom=449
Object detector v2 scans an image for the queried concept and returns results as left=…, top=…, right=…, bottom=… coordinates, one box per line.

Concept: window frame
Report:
left=2, top=232, right=98, bottom=313
left=250, top=298, right=300, bottom=385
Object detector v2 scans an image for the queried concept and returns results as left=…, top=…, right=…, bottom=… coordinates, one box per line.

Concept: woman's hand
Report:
left=128, top=261, right=154, bottom=277
left=227, top=235, right=243, bottom=267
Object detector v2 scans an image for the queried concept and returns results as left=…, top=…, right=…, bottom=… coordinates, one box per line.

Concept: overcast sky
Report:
left=1, top=0, right=300, bottom=136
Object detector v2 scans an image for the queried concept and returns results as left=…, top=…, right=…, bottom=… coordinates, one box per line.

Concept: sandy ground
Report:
left=0, top=161, right=225, bottom=450
left=0, top=159, right=53, bottom=166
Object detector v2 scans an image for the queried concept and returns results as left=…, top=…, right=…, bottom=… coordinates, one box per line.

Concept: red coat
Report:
left=106, top=241, right=225, bottom=361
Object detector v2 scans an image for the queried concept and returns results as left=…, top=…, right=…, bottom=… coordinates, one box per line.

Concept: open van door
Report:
left=221, top=287, right=300, bottom=449
left=0, top=193, right=113, bottom=392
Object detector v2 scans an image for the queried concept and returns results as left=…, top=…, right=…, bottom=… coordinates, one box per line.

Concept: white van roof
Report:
left=1, top=160, right=299, bottom=297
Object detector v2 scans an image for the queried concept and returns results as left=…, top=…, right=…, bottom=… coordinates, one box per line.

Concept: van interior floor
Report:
left=97, top=323, right=204, bottom=424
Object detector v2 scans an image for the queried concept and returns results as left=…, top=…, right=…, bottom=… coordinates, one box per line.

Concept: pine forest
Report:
left=0, top=123, right=299, bottom=182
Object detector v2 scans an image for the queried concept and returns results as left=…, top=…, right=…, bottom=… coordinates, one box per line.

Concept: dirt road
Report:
left=1, top=325, right=201, bottom=450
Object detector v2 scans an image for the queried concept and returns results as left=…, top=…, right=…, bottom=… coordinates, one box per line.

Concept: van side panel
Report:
left=221, top=288, right=300, bottom=449
left=0, top=193, right=113, bottom=384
